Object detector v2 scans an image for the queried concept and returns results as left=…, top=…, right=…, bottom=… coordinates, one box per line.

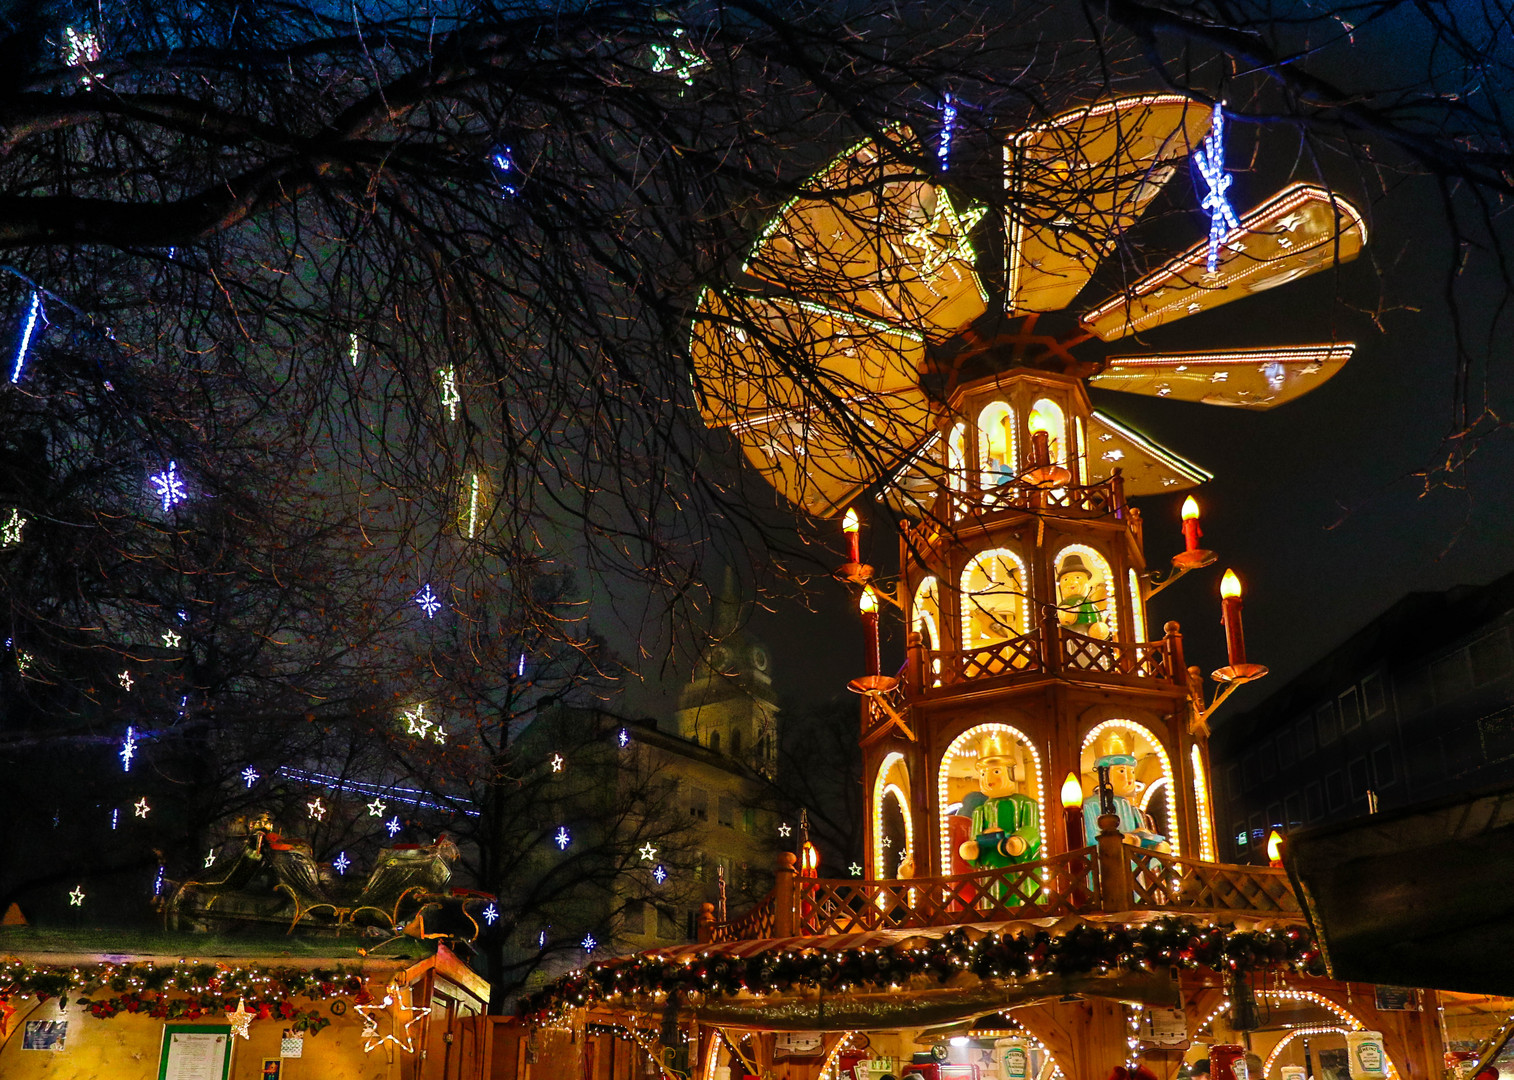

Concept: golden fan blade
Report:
left=1081, top=184, right=1368, bottom=342
left=1090, top=344, right=1356, bottom=409
left=743, top=130, right=987, bottom=341
left=1085, top=410, right=1211, bottom=496
left=1007, top=94, right=1213, bottom=315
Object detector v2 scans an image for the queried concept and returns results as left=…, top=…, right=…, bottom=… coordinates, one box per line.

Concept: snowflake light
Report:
left=111, top=808, right=118, bottom=830
left=555, top=826, right=571, bottom=850
left=367, top=797, right=387, bottom=817
left=482, top=903, right=499, bottom=925
left=118, top=670, right=133, bottom=691
left=153, top=864, right=165, bottom=895
left=241, top=766, right=259, bottom=788
left=489, top=146, right=519, bottom=197
left=639, top=843, right=657, bottom=862
left=149, top=461, right=187, bottom=512
left=438, top=366, right=461, bottom=421
left=938, top=93, right=958, bottom=170
left=134, top=796, right=150, bottom=818
left=119, top=726, right=137, bottom=771
left=385, top=816, right=402, bottom=837
left=414, top=584, right=441, bottom=618
left=334, top=852, right=351, bottom=875
left=1193, top=102, right=1240, bottom=274
left=617, top=727, right=630, bottom=748
left=1, top=508, right=24, bottom=546
left=653, top=864, right=667, bottom=885
left=582, top=933, right=597, bottom=953
left=68, top=885, right=84, bottom=906
left=9, top=291, right=43, bottom=384
left=307, top=796, right=327, bottom=821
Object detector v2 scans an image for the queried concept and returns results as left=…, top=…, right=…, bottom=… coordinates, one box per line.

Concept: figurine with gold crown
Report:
left=1082, top=731, right=1170, bottom=851
left=957, top=731, right=1042, bottom=871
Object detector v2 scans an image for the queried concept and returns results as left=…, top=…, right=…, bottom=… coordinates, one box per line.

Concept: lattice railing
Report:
left=958, top=631, right=1044, bottom=681
left=1059, top=629, right=1171, bottom=680
left=707, top=894, right=775, bottom=943
left=902, top=478, right=1126, bottom=550
left=1125, top=849, right=1300, bottom=914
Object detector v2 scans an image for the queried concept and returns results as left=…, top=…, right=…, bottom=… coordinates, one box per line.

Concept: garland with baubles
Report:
left=519, top=917, right=1321, bottom=1020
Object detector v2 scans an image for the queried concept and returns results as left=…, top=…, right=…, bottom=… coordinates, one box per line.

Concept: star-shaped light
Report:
left=241, top=766, right=259, bottom=788
left=638, top=843, right=657, bottom=862
left=356, top=981, right=431, bottom=1054
left=161, top=630, right=181, bottom=649
left=554, top=826, right=571, bottom=850
left=482, top=903, right=499, bottom=925
left=225, top=998, right=254, bottom=1039
left=385, top=816, right=402, bottom=837
left=68, top=885, right=84, bottom=906
left=849, top=863, right=863, bottom=877
left=15, top=650, right=32, bottom=676
left=118, top=670, right=133, bottom=691
left=653, top=864, right=668, bottom=885
left=403, top=704, right=432, bottom=739
left=0, top=508, right=24, bottom=546
left=367, top=797, right=387, bottom=817
left=334, top=852, right=351, bottom=875
left=133, top=796, right=150, bottom=818
left=582, top=933, right=598, bottom=952
left=307, top=796, right=326, bottom=821
left=550, top=753, right=564, bottom=772
left=119, top=726, right=137, bottom=772
left=431, top=724, right=446, bottom=745
left=414, top=583, right=442, bottom=618
left=617, top=727, right=630, bottom=748
left=149, top=460, right=187, bottom=512
left=204, top=848, right=217, bottom=869
left=778, top=822, right=792, bottom=837
left=438, top=365, right=461, bottom=420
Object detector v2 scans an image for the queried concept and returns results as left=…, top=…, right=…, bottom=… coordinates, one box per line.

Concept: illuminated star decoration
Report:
left=10, top=290, right=44, bottom=384
left=438, top=366, right=461, bottom=421
left=414, top=584, right=442, bottom=618
left=0, top=508, right=24, bottom=546
left=582, top=933, right=597, bottom=953
left=356, top=981, right=431, bottom=1055
left=161, top=630, right=181, bottom=649
left=334, top=852, right=351, bottom=875
left=550, top=753, right=564, bottom=773
left=488, top=146, right=519, bottom=197
left=403, top=703, right=431, bottom=739
left=153, top=864, right=165, bottom=895
left=1193, top=102, right=1240, bottom=274
left=778, top=822, right=792, bottom=837
left=538, top=930, right=547, bottom=949
left=385, top=816, right=402, bottom=837
left=849, top=863, right=863, bottom=877
left=617, top=727, right=630, bottom=748
left=638, top=843, right=657, bottom=862
left=68, top=885, right=84, bottom=906
left=204, top=848, right=217, bottom=869
left=482, top=902, right=499, bottom=925
left=118, top=670, right=133, bottom=691
left=111, top=808, right=118, bottom=830
left=241, top=766, right=259, bottom=788
left=225, top=998, right=254, bottom=1040
left=367, top=797, right=388, bottom=817
left=650, top=28, right=700, bottom=86
left=149, top=460, right=188, bottom=512
left=134, top=796, right=150, bottom=818
left=653, top=864, right=667, bottom=885
left=307, top=796, right=327, bottom=821
left=349, top=332, right=361, bottom=367
left=554, top=826, right=571, bottom=850
left=937, top=92, right=957, bottom=170
left=15, top=651, right=31, bottom=676
left=119, top=726, right=137, bottom=771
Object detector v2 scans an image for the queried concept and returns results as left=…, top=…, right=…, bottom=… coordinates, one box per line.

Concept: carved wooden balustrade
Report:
left=700, top=839, right=1299, bottom=943
left=902, top=473, right=1143, bottom=552
left=916, top=619, right=1182, bottom=696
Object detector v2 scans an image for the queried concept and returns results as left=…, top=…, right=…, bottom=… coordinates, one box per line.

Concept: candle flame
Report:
left=1266, top=830, right=1283, bottom=863
left=859, top=586, right=879, bottom=614
left=1182, top=495, right=1200, bottom=521
left=1060, top=772, right=1083, bottom=809
left=1220, top=569, right=1242, bottom=599
left=843, top=507, right=860, bottom=533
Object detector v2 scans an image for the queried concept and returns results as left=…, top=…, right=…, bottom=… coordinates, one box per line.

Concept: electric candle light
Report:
left=1182, top=496, right=1202, bottom=551
left=1061, top=772, right=1085, bottom=849
left=1220, top=569, right=1245, bottom=666
left=1267, top=830, right=1284, bottom=867
left=843, top=507, right=861, bottom=564
left=860, top=585, right=881, bottom=677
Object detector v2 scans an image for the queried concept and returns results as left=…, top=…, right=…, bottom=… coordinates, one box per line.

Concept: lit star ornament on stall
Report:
left=356, top=981, right=430, bottom=1055
left=690, top=95, right=1366, bottom=521
left=225, top=999, right=254, bottom=1040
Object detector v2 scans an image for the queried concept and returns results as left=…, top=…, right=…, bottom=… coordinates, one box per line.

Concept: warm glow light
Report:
left=1221, top=569, right=1242, bottom=599
left=1182, top=496, right=1200, bottom=521
left=843, top=508, right=860, bottom=533
left=1267, top=830, right=1283, bottom=862
left=1061, top=772, right=1083, bottom=809
left=859, top=586, right=879, bottom=614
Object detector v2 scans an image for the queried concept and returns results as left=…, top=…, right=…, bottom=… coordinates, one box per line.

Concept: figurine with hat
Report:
left=1081, top=729, right=1169, bottom=851
left=1056, top=551, right=1109, bottom=639
left=957, top=730, right=1041, bottom=875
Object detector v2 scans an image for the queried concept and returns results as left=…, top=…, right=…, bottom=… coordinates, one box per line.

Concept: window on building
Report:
left=1284, top=793, right=1303, bottom=828
left=1348, top=756, right=1371, bottom=802
left=1304, top=782, right=1324, bottom=822
left=690, top=789, right=708, bottom=820
left=710, top=731, right=721, bottom=753
left=1325, top=770, right=1346, bottom=811
left=1372, top=744, right=1397, bottom=788
left=1360, top=671, right=1387, bottom=718
left=1479, top=704, right=1514, bottom=765
left=731, top=729, right=743, bottom=756
left=1338, top=687, right=1362, bottom=732
left=1258, top=740, right=1276, bottom=782
left=623, top=902, right=646, bottom=935
left=718, top=796, right=735, bottom=827
left=1397, top=665, right=1434, bottom=718
left=1233, top=823, right=1248, bottom=851
left=1265, top=802, right=1283, bottom=831
left=1295, top=717, right=1316, bottom=758
left=1317, top=703, right=1340, bottom=746
left=1433, top=649, right=1474, bottom=702
left=1472, top=630, right=1514, bottom=687
left=1276, top=729, right=1295, bottom=769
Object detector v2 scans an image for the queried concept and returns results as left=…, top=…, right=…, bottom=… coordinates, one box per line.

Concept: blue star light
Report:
left=10, top=291, right=43, bottom=384
left=582, top=933, right=597, bottom=953
left=555, top=826, right=571, bottom=850
left=1193, top=102, right=1240, bottom=274
left=153, top=865, right=165, bottom=895
left=241, top=766, right=259, bottom=788
left=414, top=584, right=442, bottom=618
left=483, top=903, right=499, bottom=925
left=937, top=93, right=957, bottom=171
left=334, top=852, right=351, bottom=875
left=489, top=146, right=519, bottom=197
left=150, top=461, right=187, bottom=512
left=617, top=727, right=630, bottom=748
left=653, top=864, right=667, bottom=885
left=538, top=929, right=547, bottom=949
left=119, top=726, right=137, bottom=772
left=385, top=816, right=402, bottom=837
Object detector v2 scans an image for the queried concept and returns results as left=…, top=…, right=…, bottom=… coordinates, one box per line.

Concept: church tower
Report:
left=673, top=568, right=779, bottom=777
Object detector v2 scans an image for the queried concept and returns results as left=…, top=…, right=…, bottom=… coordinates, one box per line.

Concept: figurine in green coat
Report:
left=958, top=731, right=1042, bottom=871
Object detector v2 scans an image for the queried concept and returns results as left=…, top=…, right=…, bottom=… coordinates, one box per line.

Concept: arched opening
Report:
left=1075, top=415, right=1089, bottom=486
left=913, top=576, right=943, bottom=686
left=947, top=421, right=968, bottom=503
left=938, top=723, right=1044, bottom=876
left=1078, top=719, right=1178, bottom=855
left=1053, top=544, right=1116, bottom=640
left=731, top=728, right=743, bottom=757
left=710, top=730, right=721, bottom=753
left=1195, top=990, right=1399, bottom=1080
left=1128, top=567, right=1147, bottom=642
left=1192, top=744, right=1217, bottom=861
left=960, top=548, right=1030, bottom=650
left=977, top=401, right=1016, bottom=489
left=872, top=752, right=914, bottom=878
left=1027, top=397, right=1067, bottom=472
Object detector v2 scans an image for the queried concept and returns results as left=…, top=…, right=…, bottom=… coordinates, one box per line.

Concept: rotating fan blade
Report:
left=743, top=130, right=987, bottom=341
left=1007, top=94, right=1214, bottom=315
left=1085, top=410, right=1212, bottom=496
left=1081, top=184, right=1368, bottom=342
left=1090, top=344, right=1356, bottom=410
left=691, top=288, right=931, bottom=517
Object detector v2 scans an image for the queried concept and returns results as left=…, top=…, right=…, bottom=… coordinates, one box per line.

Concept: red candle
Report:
left=843, top=507, right=861, bottom=564
left=1030, top=428, right=1050, bottom=469
left=1220, top=569, right=1246, bottom=668
left=1060, top=773, right=1085, bottom=849
left=1182, top=495, right=1202, bottom=552
left=860, top=586, right=880, bottom=677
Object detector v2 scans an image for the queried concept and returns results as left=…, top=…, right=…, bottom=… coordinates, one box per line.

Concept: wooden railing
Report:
left=702, top=837, right=1300, bottom=943
left=917, top=620, right=1181, bottom=694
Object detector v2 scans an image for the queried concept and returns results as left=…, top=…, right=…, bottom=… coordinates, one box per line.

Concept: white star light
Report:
left=385, top=816, right=402, bottom=837
left=349, top=332, right=361, bottom=367
left=334, top=852, right=351, bottom=875
left=438, top=366, right=461, bottom=421
left=639, top=843, right=657, bottom=862
left=118, top=670, right=133, bottom=691
left=849, top=863, right=863, bottom=877
left=414, top=584, right=442, bottom=618
left=161, top=630, right=181, bottom=649
left=356, top=982, right=431, bottom=1054
left=555, top=826, right=571, bottom=850
left=482, top=903, right=499, bottom=925
left=225, top=998, right=254, bottom=1040
left=653, top=864, right=668, bottom=885
left=68, top=885, right=84, bottom=906
left=778, top=822, right=792, bottom=837
left=550, top=753, right=564, bottom=772
left=403, top=703, right=431, bottom=739
left=149, top=460, right=188, bottom=512
left=133, top=796, right=150, bottom=818
left=367, top=797, right=388, bottom=817
left=1194, top=102, right=1240, bottom=274
left=119, top=726, right=137, bottom=771
left=307, top=796, right=327, bottom=821
left=0, top=508, right=24, bottom=546
left=241, top=766, right=260, bottom=788
left=204, top=848, right=217, bottom=869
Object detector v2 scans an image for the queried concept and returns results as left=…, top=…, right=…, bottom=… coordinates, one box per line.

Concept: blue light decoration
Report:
left=241, top=766, right=260, bottom=788
left=538, top=929, right=547, bottom=949
left=414, top=583, right=442, bottom=618
left=153, top=865, right=165, bottom=896
left=119, top=726, right=137, bottom=771
left=653, top=864, right=667, bottom=885
left=9, top=291, right=43, bottom=384
left=516, top=652, right=527, bottom=678
left=385, top=815, right=402, bottom=837
left=581, top=933, right=597, bottom=953
left=149, top=461, right=187, bottom=512
left=937, top=93, right=957, bottom=171
left=488, top=146, right=519, bottom=197
left=617, top=727, right=630, bottom=748
left=111, top=808, right=119, bottom=830
left=334, top=852, right=351, bottom=875
left=483, top=903, right=499, bottom=925
left=1193, top=102, right=1240, bottom=274
left=554, top=826, right=571, bottom=850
